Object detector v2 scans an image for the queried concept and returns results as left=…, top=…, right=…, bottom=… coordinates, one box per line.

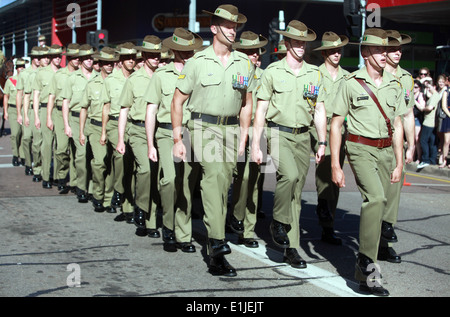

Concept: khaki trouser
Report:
left=69, top=113, right=88, bottom=191
left=106, top=119, right=134, bottom=213
left=156, top=126, right=178, bottom=231
left=187, top=119, right=238, bottom=242
left=39, top=105, right=55, bottom=182
left=53, top=106, right=75, bottom=183
left=7, top=105, right=23, bottom=158
left=309, top=123, right=346, bottom=228
left=345, top=141, right=394, bottom=280
left=128, top=123, right=158, bottom=228
left=231, top=141, right=260, bottom=239
left=268, top=128, right=310, bottom=249
left=21, top=108, right=34, bottom=168
left=88, top=122, right=114, bottom=207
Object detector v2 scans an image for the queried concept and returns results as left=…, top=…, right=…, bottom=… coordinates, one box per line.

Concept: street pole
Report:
left=359, top=0, right=366, bottom=69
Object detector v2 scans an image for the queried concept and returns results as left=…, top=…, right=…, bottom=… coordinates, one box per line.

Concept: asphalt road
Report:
left=0, top=120, right=449, bottom=302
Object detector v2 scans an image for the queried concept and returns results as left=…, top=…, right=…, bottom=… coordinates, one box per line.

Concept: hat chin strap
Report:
left=286, top=39, right=302, bottom=61
left=218, top=25, right=235, bottom=44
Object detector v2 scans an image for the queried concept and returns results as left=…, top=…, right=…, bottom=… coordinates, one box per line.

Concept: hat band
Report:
left=100, top=52, right=116, bottom=59
left=362, top=34, right=388, bottom=45
left=66, top=49, right=79, bottom=54
left=142, top=41, right=162, bottom=50
left=322, top=39, right=342, bottom=47
left=240, top=37, right=261, bottom=47
left=172, top=35, right=195, bottom=47
left=79, top=49, right=94, bottom=55
left=215, top=9, right=238, bottom=22
left=120, top=48, right=137, bottom=54
left=286, top=26, right=307, bottom=38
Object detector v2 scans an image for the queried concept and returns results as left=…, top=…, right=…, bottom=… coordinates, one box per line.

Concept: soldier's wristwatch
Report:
left=318, top=141, right=327, bottom=146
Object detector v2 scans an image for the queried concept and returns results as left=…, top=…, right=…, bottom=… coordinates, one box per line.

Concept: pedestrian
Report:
left=32, top=44, right=63, bottom=189
left=310, top=31, right=351, bottom=245
left=412, top=79, right=425, bottom=163
left=144, top=27, right=203, bottom=252
left=381, top=30, right=416, bottom=263
left=252, top=20, right=327, bottom=269
left=47, top=43, right=80, bottom=194
left=171, top=4, right=254, bottom=276
left=418, top=76, right=445, bottom=168
left=116, top=35, right=162, bottom=237
left=438, top=85, right=450, bottom=168
left=230, top=30, right=268, bottom=248
left=61, top=44, right=98, bottom=203
left=330, top=28, right=406, bottom=296
left=80, top=46, right=117, bottom=212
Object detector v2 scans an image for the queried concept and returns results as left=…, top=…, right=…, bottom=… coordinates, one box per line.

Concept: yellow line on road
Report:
left=405, top=172, right=450, bottom=184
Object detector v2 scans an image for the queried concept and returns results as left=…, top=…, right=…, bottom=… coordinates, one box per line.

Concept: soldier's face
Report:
left=363, top=45, right=387, bottom=70
left=40, top=56, right=50, bottom=67
left=100, top=61, right=114, bottom=74
left=68, top=57, right=80, bottom=68
left=212, top=20, right=237, bottom=45
left=386, top=46, right=402, bottom=66
left=120, top=55, right=136, bottom=72
left=51, top=55, right=62, bottom=67
left=242, top=48, right=260, bottom=65
left=143, top=52, right=160, bottom=69
left=80, top=56, right=94, bottom=70
left=286, top=39, right=306, bottom=60
left=324, top=48, right=342, bottom=66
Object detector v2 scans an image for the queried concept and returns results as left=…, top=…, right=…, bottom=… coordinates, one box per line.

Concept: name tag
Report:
left=357, top=96, right=369, bottom=101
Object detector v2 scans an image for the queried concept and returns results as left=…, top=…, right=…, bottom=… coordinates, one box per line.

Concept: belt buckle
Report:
left=377, top=139, right=384, bottom=149
left=292, top=127, right=299, bottom=135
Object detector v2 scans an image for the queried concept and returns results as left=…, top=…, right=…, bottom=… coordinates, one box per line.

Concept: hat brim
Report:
left=275, top=28, right=316, bottom=42
left=134, top=46, right=162, bottom=53
left=232, top=35, right=268, bottom=50
left=162, top=33, right=203, bottom=52
left=349, top=36, right=401, bottom=47
left=399, top=34, right=412, bottom=45
left=313, top=35, right=349, bottom=51
left=93, top=55, right=119, bottom=62
left=202, top=10, right=247, bottom=24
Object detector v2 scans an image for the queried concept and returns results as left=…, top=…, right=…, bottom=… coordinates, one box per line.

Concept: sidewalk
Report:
left=406, top=160, right=450, bottom=179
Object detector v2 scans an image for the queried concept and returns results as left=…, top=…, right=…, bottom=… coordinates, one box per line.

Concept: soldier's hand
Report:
left=47, top=118, right=54, bottom=131
left=332, top=167, right=345, bottom=188
left=35, top=118, right=41, bottom=130
left=391, top=166, right=402, bottom=184
left=116, top=141, right=126, bottom=155
left=65, top=125, right=72, bottom=138
left=148, top=146, right=158, bottom=162
left=405, top=145, right=415, bottom=164
left=315, top=146, right=326, bottom=164
left=4, top=112, right=8, bottom=121
left=17, top=114, right=23, bottom=125
left=251, top=146, right=263, bottom=165
left=80, top=133, right=86, bottom=146
left=24, top=116, right=30, bottom=127
left=173, top=139, right=186, bottom=162
left=100, top=133, right=107, bottom=146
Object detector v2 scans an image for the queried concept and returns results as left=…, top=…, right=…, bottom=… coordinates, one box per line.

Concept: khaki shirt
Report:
left=16, top=66, right=33, bottom=92
left=48, top=67, right=73, bottom=107
left=23, top=67, right=38, bottom=95
left=101, top=68, right=129, bottom=117
left=334, top=66, right=407, bottom=139
left=80, top=75, right=105, bottom=122
left=144, top=62, right=190, bottom=124
left=118, top=67, right=151, bottom=121
left=257, top=59, right=324, bottom=128
left=251, top=67, right=264, bottom=119
left=319, top=63, right=349, bottom=120
left=3, top=75, right=18, bottom=105
left=32, top=65, right=58, bottom=104
left=61, top=69, right=99, bottom=112
left=176, top=45, right=255, bottom=117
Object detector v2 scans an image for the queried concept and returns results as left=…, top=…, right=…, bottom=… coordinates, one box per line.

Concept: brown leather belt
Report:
left=347, top=133, right=392, bottom=149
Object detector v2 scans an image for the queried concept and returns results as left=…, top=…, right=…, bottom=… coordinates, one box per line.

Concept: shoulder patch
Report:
left=178, top=74, right=186, bottom=79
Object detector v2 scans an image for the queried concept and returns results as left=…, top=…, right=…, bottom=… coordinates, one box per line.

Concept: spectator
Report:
left=413, top=80, right=425, bottom=163
left=438, top=77, right=450, bottom=168
left=417, top=76, right=445, bottom=168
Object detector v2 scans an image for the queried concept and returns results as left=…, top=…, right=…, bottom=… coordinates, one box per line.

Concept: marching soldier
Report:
left=24, top=46, right=49, bottom=182
left=252, top=20, right=327, bottom=269
left=380, top=30, right=416, bottom=263
left=230, top=30, right=268, bottom=248
left=80, top=46, right=117, bottom=212
left=145, top=28, right=203, bottom=252
left=310, top=32, right=350, bottom=245
left=47, top=43, right=80, bottom=194
left=62, top=44, right=99, bottom=203
left=330, top=28, right=406, bottom=296
left=3, top=58, right=27, bottom=166
left=32, top=44, right=63, bottom=189
left=16, top=47, right=41, bottom=176
left=171, top=4, right=255, bottom=276
left=116, top=36, right=162, bottom=236
left=101, top=42, right=137, bottom=218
